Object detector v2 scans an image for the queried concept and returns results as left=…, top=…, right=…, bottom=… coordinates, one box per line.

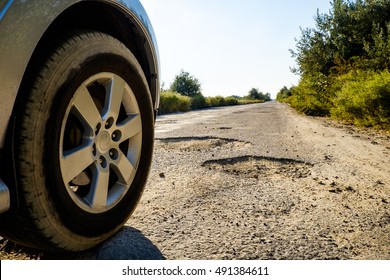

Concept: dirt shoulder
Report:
left=1, top=102, right=389, bottom=259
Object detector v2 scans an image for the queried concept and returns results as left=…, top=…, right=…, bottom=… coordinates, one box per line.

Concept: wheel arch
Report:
left=21, top=1, right=160, bottom=110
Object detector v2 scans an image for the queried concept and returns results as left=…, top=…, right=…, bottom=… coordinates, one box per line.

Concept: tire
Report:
left=0, top=31, right=154, bottom=251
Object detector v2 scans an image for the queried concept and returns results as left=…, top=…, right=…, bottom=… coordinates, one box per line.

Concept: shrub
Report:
left=159, top=91, right=191, bottom=114
left=276, top=86, right=293, bottom=102
left=331, top=70, right=390, bottom=129
left=191, top=93, right=208, bottom=110
left=214, top=96, right=226, bottom=106
left=288, top=75, right=334, bottom=116
left=204, top=96, right=240, bottom=107
left=225, top=97, right=239, bottom=106
left=237, top=99, right=264, bottom=105
left=205, top=96, right=228, bottom=107
left=205, top=97, right=218, bottom=107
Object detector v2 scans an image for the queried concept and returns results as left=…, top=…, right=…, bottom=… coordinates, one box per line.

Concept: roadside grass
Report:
left=237, top=99, right=264, bottom=105
left=159, top=92, right=264, bottom=115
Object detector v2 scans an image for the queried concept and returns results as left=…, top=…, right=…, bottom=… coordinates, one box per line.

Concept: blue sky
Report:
left=141, top=0, right=332, bottom=98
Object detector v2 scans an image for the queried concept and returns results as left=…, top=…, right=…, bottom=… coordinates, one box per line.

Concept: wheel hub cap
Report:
left=97, top=131, right=111, bottom=153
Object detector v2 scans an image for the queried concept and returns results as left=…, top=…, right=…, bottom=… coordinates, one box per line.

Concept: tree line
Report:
left=159, top=70, right=271, bottom=114
left=277, top=0, right=390, bottom=130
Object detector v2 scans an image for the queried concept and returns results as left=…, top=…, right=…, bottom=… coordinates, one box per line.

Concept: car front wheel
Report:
left=0, top=31, right=154, bottom=251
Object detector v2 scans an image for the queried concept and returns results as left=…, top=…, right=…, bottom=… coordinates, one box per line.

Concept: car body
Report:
left=0, top=0, right=159, bottom=251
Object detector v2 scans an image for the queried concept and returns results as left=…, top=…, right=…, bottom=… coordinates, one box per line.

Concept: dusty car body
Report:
left=0, top=0, right=159, bottom=251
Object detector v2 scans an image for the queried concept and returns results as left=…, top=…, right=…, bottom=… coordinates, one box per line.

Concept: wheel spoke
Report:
left=86, top=164, right=110, bottom=209
left=61, top=144, right=95, bottom=184
left=127, top=134, right=142, bottom=167
left=119, top=114, right=142, bottom=141
left=113, top=151, right=134, bottom=185
left=104, top=75, right=125, bottom=118
left=72, top=85, right=101, bottom=130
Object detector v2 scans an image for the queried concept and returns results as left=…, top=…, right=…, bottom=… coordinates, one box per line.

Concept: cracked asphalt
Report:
left=1, top=101, right=389, bottom=259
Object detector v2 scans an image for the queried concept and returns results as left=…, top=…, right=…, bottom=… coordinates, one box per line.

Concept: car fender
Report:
left=0, top=0, right=159, bottom=149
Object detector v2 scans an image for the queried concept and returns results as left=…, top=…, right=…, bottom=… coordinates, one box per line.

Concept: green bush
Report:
left=159, top=91, right=191, bottom=114
left=205, top=97, right=218, bottom=107
left=205, top=96, right=228, bottom=107
left=159, top=92, right=261, bottom=114
left=331, top=70, right=390, bottom=129
left=276, top=86, right=293, bottom=102
left=225, top=97, right=239, bottom=106
left=237, top=99, right=264, bottom=105
left=204, top=96, right=240, bottom=107
left=288, top=75, right=334, bottom=116
left=191, top=93, right=208, bottom=110
left=214, top=96, right=226, bottom=106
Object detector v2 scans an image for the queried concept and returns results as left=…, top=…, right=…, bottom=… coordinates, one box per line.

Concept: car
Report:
left=0, top=0, right=159, bottom=252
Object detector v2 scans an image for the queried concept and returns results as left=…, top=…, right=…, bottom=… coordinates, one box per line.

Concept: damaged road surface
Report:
left=1, top=102, right=389, bottom=259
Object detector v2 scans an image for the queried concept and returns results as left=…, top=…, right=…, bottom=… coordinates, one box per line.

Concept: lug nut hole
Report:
left=95, top=123, right=101, bottom=135
left=99, top=156, right=107, bottom=168
left=105, top=117, right=114, bottom=129
left=112, top=130, right=122, bottom=142
left=109, top=149, right=119, bottom=160
left=92, top=143, right=97, bottom=156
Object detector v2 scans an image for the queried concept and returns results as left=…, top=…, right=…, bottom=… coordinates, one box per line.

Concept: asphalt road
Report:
left=1, top=101, right=389, bottom=259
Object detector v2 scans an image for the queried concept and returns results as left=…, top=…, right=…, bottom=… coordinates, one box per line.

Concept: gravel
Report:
left=1, top=102, right=389, bottom=259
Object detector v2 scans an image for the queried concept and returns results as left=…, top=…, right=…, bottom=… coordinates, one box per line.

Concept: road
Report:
left=1, top=101, right=389, bottom=259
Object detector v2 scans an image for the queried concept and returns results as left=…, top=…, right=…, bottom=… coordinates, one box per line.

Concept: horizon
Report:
left=141, top=0, right=333, bottom=98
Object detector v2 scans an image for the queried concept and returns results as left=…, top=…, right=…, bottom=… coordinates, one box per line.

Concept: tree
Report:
left=276, top=86, right=293, bottom=102
left=246, top=88, right=271, bottom=101
left=169, top=70, right=208, bottom=109
left=247, top=88, right=262, bottom=100
left=170, top=70, right=202, bottom=97
left=288, top=0, right=390, bottom=117
left=291, top=0, right=390, bottom=78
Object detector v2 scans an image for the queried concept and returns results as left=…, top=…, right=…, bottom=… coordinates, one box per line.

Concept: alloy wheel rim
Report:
left=59, top=72, right=142, bottom=214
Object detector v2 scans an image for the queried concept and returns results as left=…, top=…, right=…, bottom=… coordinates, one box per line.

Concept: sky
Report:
left=140, top=0, right=332, bottom=98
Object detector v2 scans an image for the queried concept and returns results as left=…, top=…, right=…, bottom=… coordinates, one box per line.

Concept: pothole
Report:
left=202, top=156, right=313, bottom=179
left=156, top=136, right=252, bottom=152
